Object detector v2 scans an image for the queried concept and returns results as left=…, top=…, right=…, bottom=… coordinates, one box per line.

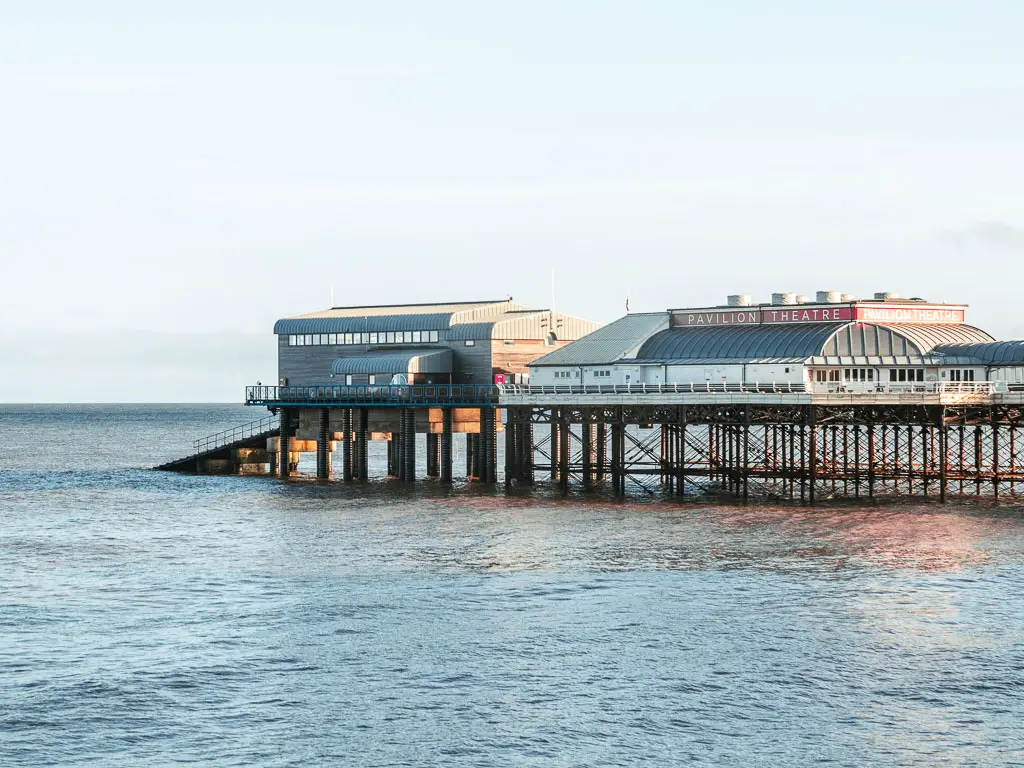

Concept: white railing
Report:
left=497, top=381, right=1001, bottom=397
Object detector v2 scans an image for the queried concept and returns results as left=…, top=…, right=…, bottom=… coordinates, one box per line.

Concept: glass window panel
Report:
left=305, top=335, right=313, bottom=346
left=430, top=330, right=439, bottom=342
left=362, top=333, right=370, bottom=344
left=370, top=333, right=378, bottom=344
left=412, top=331, right=421, bottom=343
left=465, top=339, right=475, bottom=346
left=343, top=333, right=351, bottom=345
left=289, top=335, right=296, bottom=346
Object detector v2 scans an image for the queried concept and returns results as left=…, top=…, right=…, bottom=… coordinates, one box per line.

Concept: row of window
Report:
left=288, top=330, right=441, bottom=347
left=816, top=369, right=977, bottom=384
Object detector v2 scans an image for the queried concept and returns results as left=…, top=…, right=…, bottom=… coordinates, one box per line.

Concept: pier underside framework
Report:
left=502, top=404, right=1024, bottom=502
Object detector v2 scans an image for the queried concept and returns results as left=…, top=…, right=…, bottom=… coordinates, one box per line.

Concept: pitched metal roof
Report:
left=274, top=313, right=452, bottom=335
left=529, top=313, right=669, bottom=366
left=932, top=341, right=1024, bottom=365
left=330, top=348, right=453, bottom=375
left=446, top=311, right=601, bottom=341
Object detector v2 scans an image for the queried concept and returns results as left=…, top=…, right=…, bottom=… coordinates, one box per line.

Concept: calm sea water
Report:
left=2, top=404, right=1023, bottom=766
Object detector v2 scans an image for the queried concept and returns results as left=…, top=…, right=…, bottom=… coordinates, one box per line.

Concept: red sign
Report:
left=494, top=374, right=507, bottom=384
left=853, top=306, right=965, bottom=324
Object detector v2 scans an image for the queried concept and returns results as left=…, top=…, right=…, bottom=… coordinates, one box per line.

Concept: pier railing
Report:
left=498, top=381, right=1000, bottom=397
left=194, top=415, right=279, bottom=454
left=246, top=384, right=499, bottom=407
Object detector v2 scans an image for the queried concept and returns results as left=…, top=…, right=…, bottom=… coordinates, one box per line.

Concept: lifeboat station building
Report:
left=273, top=298, right=597, bottom=387
left=244, top=299, right=598, bottom=480
left=527, top=292, right=1024, bottom=391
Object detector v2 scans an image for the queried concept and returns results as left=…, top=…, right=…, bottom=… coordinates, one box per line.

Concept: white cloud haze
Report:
left=1, top=1, right=1023, bottom=400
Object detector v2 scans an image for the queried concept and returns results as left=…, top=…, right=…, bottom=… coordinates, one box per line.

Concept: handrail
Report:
left=245, top=383, right=500, bottom=406
left=495, top=381, right=1002, bottom=397
left=194, top=415, right=280, bottom=454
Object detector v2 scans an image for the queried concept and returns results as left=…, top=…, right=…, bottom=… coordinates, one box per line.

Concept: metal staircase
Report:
left=154, top=415, right=280, bottom=472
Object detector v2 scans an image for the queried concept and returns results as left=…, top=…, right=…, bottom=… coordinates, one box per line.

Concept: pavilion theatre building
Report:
left=527, top=291, right=1024, bottom=391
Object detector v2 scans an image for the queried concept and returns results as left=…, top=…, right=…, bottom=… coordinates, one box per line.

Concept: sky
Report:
left=2, top=0, right=1023, bottom=401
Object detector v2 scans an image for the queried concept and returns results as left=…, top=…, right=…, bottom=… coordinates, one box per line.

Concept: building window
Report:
left=370, top=333, right=378, bottom=345
left=950, top=369, right=976, bottom=382
left=890, top=369, right=925, bottom=383
left=430, top=330, right=439, bottom=342
left=412, top=331, right=421, bottom=343
left=304, top=334, right=313, bottom=346
left=345, top=375, right=353, bottom=385
left=844, top=369, right=875, bottom=382
left=288, top=335, right=297, bottom=346
left=465, top=339, right=475, bottom=346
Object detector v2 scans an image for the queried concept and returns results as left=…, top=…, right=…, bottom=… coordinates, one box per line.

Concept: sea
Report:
left=2, top=404, right=1023, bottom=767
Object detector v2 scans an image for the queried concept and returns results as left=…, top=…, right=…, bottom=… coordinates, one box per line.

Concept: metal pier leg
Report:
left=677, top=411, right=687, bottom=497
left=355, top=408, right=368, bottom=481
left=316, top=407, right=330, bottom=479
left=550, top=411, right=560, bottom=482
left=938, top=409, right=948, bottom=503
left=596, top=422, right=606, bottom=482
left=441, top=407, right=453, bottom=483
left=504, top=408, right=516, bottom=487
left=466, top=433, right=476, bottom=480
left=483, top=406, right=497, bottom=483
left=742, top=408, right=750, bottom=503
left=278, top=407, right=294, bottom=479
left=582, top=419, right=594, bottom=489
left=341, top=409, right=353, bottom=482
left=403, top=407, right=416, bottom=482
left=868, top=419, right=876, bottom=499
left=558, top=413, right=570, bottom=490
left=426, top=432, right=439, bottom=477
left=386, top=436, right=395, bottom=478
left=525, top=416, right=535, bottom=485
left=993, top=413, right=1000, bottom=498
left=611, top=421, right=623, bottom=496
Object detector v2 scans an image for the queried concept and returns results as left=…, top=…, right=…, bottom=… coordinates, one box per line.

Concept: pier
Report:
left=155, top=291, right=1024, bottom=502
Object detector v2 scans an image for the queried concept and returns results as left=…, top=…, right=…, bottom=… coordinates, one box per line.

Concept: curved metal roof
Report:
left=446, top=321, right=498, bottom=341
left=635, top=322, right=996, bottom=364
left=331, top=349, right=453, bottom=375
left=932, top=341, right=1024, bottom=365
left=637, top=323, right=847, bottom=361
left=274, top=313, right=452, bottom=335
left=878, top=323, right=994, bottom=351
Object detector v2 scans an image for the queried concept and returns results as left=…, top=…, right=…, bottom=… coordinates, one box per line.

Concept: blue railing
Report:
left=194, top=415, right=279, bottom=453
left=246, top=384, right=499, bottom=407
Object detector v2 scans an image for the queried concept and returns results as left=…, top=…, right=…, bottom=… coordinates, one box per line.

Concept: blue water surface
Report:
left=1, top=404, right=1022, bottom=766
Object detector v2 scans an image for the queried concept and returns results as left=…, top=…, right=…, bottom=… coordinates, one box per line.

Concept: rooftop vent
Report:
left=874, top=291, right=901, bottom=301
left=771, top=292, right=796, bottom=306
left=816, top=290, right=842, bottom=303
left=840, top=293, right=856, bottom=302
left=727, top=294, right=753, bottom=307
left=795, top=295, right=811, bottom=304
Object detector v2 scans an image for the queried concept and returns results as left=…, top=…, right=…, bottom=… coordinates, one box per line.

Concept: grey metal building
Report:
left=274, top=299, right=599, bottom=387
